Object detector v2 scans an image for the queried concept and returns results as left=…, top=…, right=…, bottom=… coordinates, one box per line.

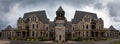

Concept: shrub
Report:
left=9, top=37, right=17, bottom=40
left=106, top=37, right=111, bottom=41
left=74, top=37, right=82, bottom=41
left=38, top=36, right=48, bottom=41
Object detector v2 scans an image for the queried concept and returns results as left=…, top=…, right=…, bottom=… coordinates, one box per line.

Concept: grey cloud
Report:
left=107, top=1, right=120, bottom=17
left=106, top=1, right=120, bottom=23
left=0, top=0, right=20, bottom=29
left=94, top=3, right=105, bottom=9
left=63, top=0, right=96, bottom=6
left=0, top=19, right=9, bottom=30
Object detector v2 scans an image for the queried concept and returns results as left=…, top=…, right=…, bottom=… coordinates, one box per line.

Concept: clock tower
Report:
left=54, top=6, right=66, bottom=42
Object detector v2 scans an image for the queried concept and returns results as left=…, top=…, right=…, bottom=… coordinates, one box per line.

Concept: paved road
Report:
left=0, top=40, right=10, bottom=44
left=2, top=39, right=120, bottom=44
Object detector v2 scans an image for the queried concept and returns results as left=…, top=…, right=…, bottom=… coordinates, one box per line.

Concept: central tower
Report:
left=54, top=6, right=66, bottom=42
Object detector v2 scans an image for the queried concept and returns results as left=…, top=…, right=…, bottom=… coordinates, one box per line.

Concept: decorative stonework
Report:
left=1, top=6, right=119, bottom=42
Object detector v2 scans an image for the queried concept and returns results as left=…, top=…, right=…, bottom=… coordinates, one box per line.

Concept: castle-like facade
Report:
left=1, top=7, right=119, bottom=42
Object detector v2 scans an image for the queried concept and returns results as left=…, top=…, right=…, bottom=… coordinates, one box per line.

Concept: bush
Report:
left=73, top=37, right=82, bottom=41
left=38, top=36, right=48, bottom=41
left=26, top=38, right=30, bottom=41
left=106, top=37, right=111, bottom=41
left=9, top=37, right=17, bottom=40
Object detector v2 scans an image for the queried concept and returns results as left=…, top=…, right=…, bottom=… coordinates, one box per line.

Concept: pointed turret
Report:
left=57, top=6, right=64, bottom=11
left=56, top=6, right=65, bottom=15
left=55, top=6, right=65, bottom=20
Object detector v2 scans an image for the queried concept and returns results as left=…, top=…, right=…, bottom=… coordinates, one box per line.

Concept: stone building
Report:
left=1, top=6, right=119, bottom=42
left=1, top=25, right=16, bottom=39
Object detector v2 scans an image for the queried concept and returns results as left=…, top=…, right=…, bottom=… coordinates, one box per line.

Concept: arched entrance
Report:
left=55, top=26, right=65, bottom=42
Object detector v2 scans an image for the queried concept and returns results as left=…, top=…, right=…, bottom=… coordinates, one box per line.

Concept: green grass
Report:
left=82, top=39, right=95, bottom=42
left=113, top=41, right=120, bottom=44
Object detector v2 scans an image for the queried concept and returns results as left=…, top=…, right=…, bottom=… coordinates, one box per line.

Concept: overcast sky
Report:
left=0, top=0, right=120, bottom=30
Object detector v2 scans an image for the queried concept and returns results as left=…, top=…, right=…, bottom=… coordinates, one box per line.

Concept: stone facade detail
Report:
left=1, top=6, right=119, bottom=42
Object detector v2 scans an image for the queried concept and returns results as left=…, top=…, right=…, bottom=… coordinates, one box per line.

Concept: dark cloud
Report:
left=0, top=0, right=20, bottom=29
left=107, top=2, right=120, bottom=17
left=0, top=19, right=9, bottom=29
left=106, top=1, right=120, bottom=23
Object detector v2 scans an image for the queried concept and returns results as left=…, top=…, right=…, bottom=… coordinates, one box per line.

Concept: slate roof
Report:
left=5, top=25, right=12, bottom=30
left=3, top=25, right=16, bottom=31
left=72, top=11, right=98, bottom=24
left=49, top=21, right=55, bottom=27
left=23, top=10, right=49, bottom=24
left=57, top=6, right=64, bottom=11
left=109, top=25, right=116, bottom=30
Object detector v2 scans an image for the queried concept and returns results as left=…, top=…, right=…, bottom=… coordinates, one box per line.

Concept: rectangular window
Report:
left=46, top=33, right=48, bottom=37
left=46, top=27, right=48, bottom=31
left=32, top=24, right=35, bottom=29
left=36, top=24, right=38, bottom=29
left=73, top=27, right=74, bottom=30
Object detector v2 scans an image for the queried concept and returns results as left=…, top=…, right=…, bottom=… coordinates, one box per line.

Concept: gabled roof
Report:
left=5, top=25, right=12, bottom=30
left=23, top=10, right=49, bottom=24
left=72, top=11, right=98, bottom=24
left=109, top=25, right=116, bottom=30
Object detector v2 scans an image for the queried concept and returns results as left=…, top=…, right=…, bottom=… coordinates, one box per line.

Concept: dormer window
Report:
left=84, top=15, right=91, bottom=22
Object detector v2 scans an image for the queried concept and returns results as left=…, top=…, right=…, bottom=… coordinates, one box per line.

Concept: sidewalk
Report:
left=0, top=40, right=10, bottom=44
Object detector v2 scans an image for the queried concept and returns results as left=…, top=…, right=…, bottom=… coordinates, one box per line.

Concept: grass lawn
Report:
left=113, top=40, right=120, bottom=44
